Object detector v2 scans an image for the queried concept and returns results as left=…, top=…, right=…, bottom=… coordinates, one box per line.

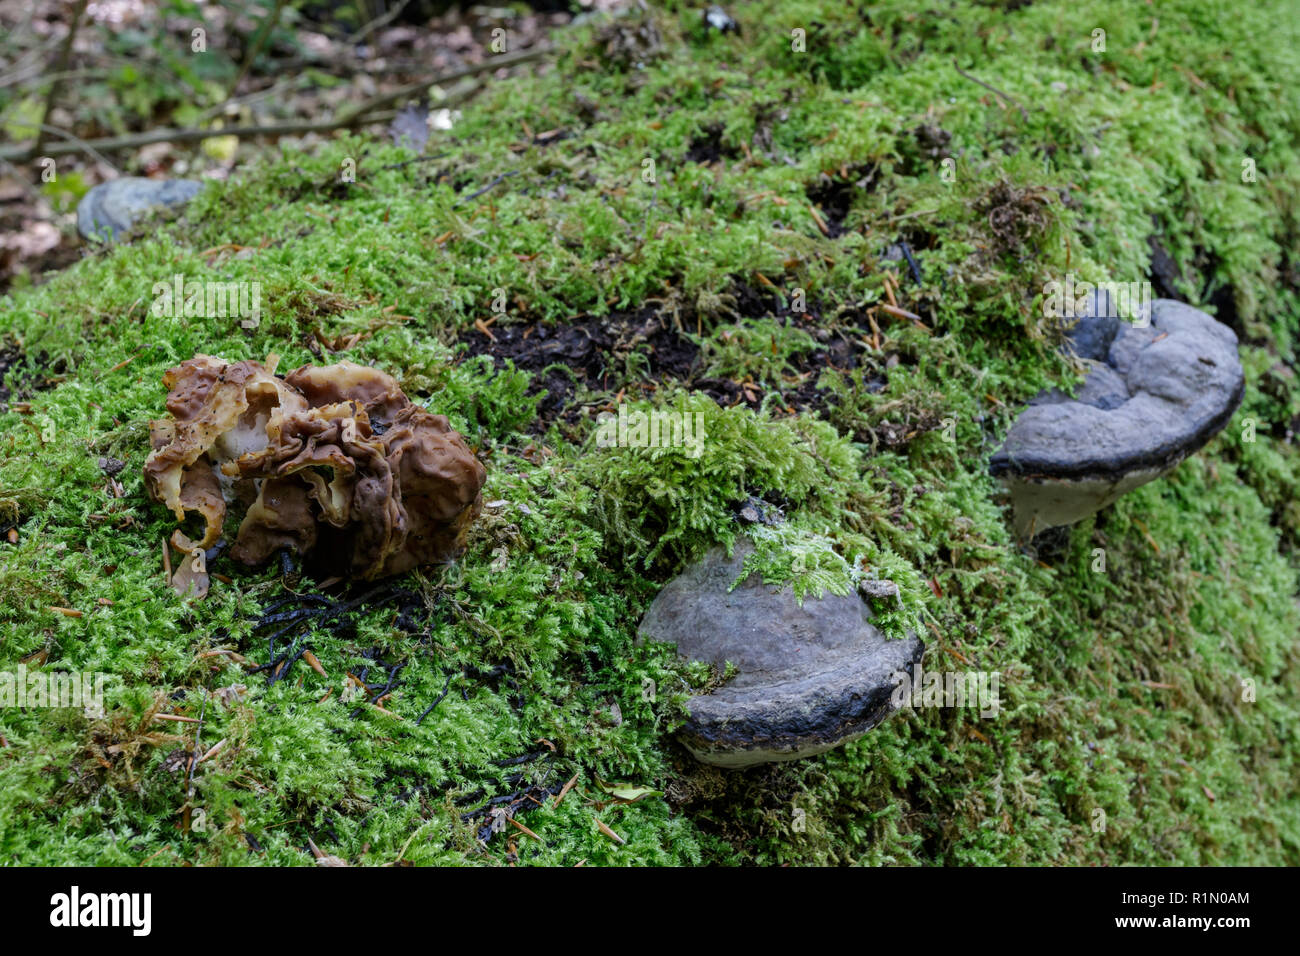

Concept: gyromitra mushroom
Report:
left=144, top=354, right=486, bottom=581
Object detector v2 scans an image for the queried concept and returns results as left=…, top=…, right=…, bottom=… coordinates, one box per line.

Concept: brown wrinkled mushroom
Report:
left=144, top=354, right=486, bottom=582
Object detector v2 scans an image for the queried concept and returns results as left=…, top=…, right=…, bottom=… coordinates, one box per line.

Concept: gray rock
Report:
left=77, top=177, right=203, bottom=242
left=991, top=298, right=1243, bottom=535
left=638, top=542, right=923, bottom=769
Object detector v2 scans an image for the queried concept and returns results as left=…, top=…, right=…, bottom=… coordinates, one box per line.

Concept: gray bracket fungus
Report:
left=990, top=293, right=1244, bottom=536
left=638, top=541, right=923, bottom=769
left=77, top=177, right=203, bottom=242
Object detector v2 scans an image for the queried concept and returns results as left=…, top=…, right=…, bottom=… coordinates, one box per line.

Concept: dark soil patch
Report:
left=685, top=123, right=738, bottom=164
left=458, top=281, right=888, bottom=433
left=1192, top=249, right=1254, bottom=343
left=895, top=124, right=953, bottom=177
left=1022, top=522, right=1073, bottom=565
left=459, top=307, right=701, bottom=430
left=710, top=280, right=868, bottom=409
left=662, top=749, right=813, bottom=853
left=913, top=124, right=952, bottom=160
left=805, top=163, right=879, bottom=238
left=1203, top=277, right=1241, bottom=338
left=0, top=346, right=62, bottom=410
left=1147, top=236, right=1254, bottom=344
left=724, top=275, right=831, bottom=324
left=733, top=329, right=866, bottom=411
left=1147, top=234, right=1186, bottom=301
left=0, top=344, right=21, bottom=406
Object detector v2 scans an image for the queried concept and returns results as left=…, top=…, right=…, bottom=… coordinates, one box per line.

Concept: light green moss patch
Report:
left=1, top=0, right=1297, bottom=865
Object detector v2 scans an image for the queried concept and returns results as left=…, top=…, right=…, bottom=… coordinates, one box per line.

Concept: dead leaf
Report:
left=170, top=546, right=209, bottom=600
left=594, top=817, right=626, bottom=845
left=594, top=776, right=662, bottom=805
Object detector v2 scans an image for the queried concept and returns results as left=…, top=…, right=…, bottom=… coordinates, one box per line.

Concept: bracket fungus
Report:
left=638, top=541, right=923, bottom=769
left=144, top=354, right=486, bottom=584
left=990, top=292, right=1244, bottom=536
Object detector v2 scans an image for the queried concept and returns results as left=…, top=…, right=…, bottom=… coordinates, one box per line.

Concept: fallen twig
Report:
left=226, top=0, right=287, bottom=102
left=953, top=60, right=1030, bottom=121
left=346, top=0, right=416, bottom=46
left=344, top=47, right=547, bottom=125
left=380, top=151, right=449, bottom=171
left=897, top=240, right=924, bottom=286
left=884, top=207, right=940, bottom=224
left=0, top=46, right=549, bottom=162
left=31, top=0, right=89, bottom=159
left=415, top=673, right=454, bottom=726
left=880, top=303, right=922, bottom=322
left=455, top=170, right=520, bottom=206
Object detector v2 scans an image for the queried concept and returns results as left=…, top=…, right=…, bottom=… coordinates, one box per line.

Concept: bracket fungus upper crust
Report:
left=990, top=295, right=1244, bottom=535
left=638, top=542, right=923, bottom=769
left=144, top=354, right=486, bottom=581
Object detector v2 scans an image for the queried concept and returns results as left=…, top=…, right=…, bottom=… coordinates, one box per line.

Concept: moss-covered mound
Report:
left=2, top=0, right=1298, bottom=865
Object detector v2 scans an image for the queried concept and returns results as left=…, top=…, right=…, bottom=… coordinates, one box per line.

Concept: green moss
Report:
left=1, top=0, right=1298, bottom=865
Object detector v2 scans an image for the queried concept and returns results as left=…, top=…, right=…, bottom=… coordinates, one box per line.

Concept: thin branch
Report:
left=0, top=118, right=373, bottom=162
left=36, top=124, right=121, bottom=173
left=345, top=0, right=415, bottom=46
left=31, top=0, right=89, bottom=159
left=184, top=687, right=209, bottom=805
left=0, top=67, right=110, bottom=90
left=196, top=76, right=301, bottom=124
left=0, top=6, right=41, bottom=59
left=0, top=46, right=548, bottom=163
left=883, top=207, right=940, bottom=224
left=0, top=158, right=46, bottom=206
left=339, top=46, right=549, bottom=125
left=952, top=59, right=1030, bottom=121
left=0, top=27, right=61, bottom=84
left=226, top=0, right=287, bottom=102
left=380, top=151, right=449, bottom=170
left=454, top=170, right=519, bottom=206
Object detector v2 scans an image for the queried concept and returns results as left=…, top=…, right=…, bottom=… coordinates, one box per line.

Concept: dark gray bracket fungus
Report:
left=990, top=292, right=1244, bottom=536
left=638, top=542, right=923, bottom=769
left=77, top=177, right=203, bottom=242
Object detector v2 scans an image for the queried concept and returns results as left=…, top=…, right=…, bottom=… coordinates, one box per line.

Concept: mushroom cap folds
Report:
left=144, top=355, right=486, bottom=579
